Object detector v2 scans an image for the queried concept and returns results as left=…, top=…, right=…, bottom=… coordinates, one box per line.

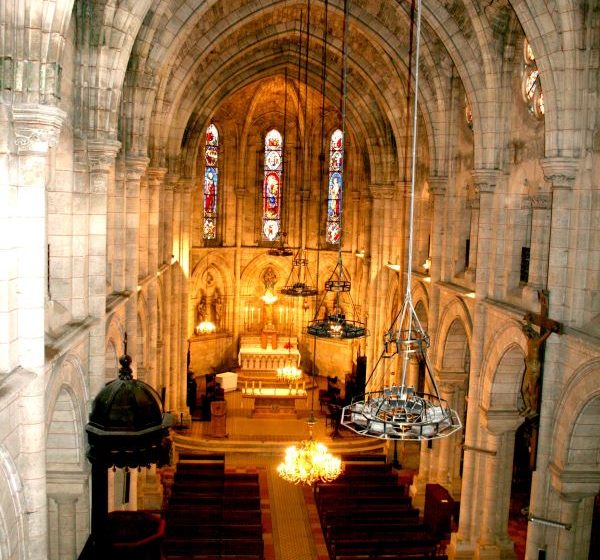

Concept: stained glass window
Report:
left=326, top=129, right=343, bottom=244
left=203, top=124, right=219, bottom=239
left=522, top=40, right=544, bottom=118
left=262, top=129, right=283, bottom=241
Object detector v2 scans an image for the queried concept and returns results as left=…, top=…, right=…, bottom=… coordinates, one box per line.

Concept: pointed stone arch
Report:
left=0, top=445, right=27, bottom=560
left=435, top=296, right=472, bottom=370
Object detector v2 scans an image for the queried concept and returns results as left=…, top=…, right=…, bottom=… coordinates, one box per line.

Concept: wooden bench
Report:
left=168, top=493, right=261, bottom=510
left=166, top=507, right=262, bottom=525
left=163, top=537, right=264, bottom=559
left=329, top=536, right=439, bottom=560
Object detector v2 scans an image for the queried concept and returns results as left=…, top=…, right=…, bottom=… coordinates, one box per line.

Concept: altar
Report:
left=238, top=335, right=300, bottom=373
left=241, top=384, right=308, bottom=418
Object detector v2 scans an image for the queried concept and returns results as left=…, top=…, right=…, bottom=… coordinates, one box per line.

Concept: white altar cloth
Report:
left=238, top=336, right=300, bottom=371
left=216, top=371, right=238, bottom=392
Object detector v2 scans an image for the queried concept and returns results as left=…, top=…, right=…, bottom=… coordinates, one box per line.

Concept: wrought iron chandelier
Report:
left=340, top=0, right=461, bottom=441
left=280, top=249, right=319, bottom=297
left=278, top=0, right=342, bottom=485
left=307, top=0, right=366, bottom=341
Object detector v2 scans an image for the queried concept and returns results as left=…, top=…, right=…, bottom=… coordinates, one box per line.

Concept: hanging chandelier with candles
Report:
left=277, top=415, right=342, bottom=485
left=340, top=0, right=461, bottom=441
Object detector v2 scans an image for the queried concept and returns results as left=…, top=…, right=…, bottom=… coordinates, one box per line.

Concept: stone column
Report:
left=525, top=159, right=578, bottom=559
left=53, top=494, right=78, bottom=560
left=146, top=167, right=166, bottom=389
left=170, top=181, right=183, bottom=413
left=179, top=180, right=194, bottom=411
left=87, top=140, right=121, bottom=396
left=124, top=157, right=149, bottom=378
left=161, top=176, right=175, bottom=409
left=465, top=193, right=480, bottom=282
left=525, top=194, right=551, bottom=291
left=12, top=103, right=65, bottom=560
left=366, top=185, right=395, bottom=387
left=427, top=177, right=446, bottom=345
left=138, top=174, right=150, bottom=280
left=234, top=186, right=247, bottom=343
left=475, top=411, right=522, bottom=560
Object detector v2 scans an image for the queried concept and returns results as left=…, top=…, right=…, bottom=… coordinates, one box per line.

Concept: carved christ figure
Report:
left=520, top=322, right=552, bottom=419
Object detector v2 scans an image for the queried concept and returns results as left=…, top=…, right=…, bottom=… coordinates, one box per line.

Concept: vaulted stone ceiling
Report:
left=114, top=0, right=521, bottom=180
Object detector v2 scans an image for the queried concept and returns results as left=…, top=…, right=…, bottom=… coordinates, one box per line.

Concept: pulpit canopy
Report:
left=86, top=352, right=173, bottom=469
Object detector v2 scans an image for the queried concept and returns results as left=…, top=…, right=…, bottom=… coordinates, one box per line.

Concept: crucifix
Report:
left=520, top=290, right=562, bottom=420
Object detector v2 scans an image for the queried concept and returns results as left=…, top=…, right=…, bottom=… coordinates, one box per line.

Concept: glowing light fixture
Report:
left=276, top=362, right=303, bottom=382
left=341, top=0, right=461, bottom=442
left=261, top=289, right=279, bottom=306
left=277, top=415, right=342, bottom=485
left=196, top=320, right=217, bottom=334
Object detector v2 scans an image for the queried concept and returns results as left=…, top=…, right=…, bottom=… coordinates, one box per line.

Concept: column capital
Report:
left=126, top=156, right=150, bottom=181
left=548, top=461, right=600, bottom=500
left=467, top=193, right=480, bottom=209
left=147, top=166, right=168, bottom=185
left=541, top=157, right=579, bottom=191
left=369, top=184, right=396, bottom=200
left=164, top=173, right=180, bottom=190
left=87, top=139, right=121, bottom=172
left=12, top=104, right=66, bottom=154
left=480, top=408, right=523, bottom=435
left=471, top=169, right=499, bottom=194
left=178, top=178, right=194, bottom=194
left=427, top=176, right=447, bottom=196
left=530, top=192, right=552, bottom=209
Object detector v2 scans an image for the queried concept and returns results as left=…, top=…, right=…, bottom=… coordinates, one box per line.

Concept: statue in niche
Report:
left=213, top=289, right=223, bottom=328
left=520, top=321, right=552, bottom=419
left=262, top=266, right=277, bottom=290
left=196, top=295, right=207, bottom=323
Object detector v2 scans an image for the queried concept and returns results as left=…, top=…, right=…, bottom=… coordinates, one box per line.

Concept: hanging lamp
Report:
left=280, top=9, right=319, bottom=297
left=340, top=0, right=461, bottom=441
left=307, top=0, right=367, bottom=341
left=278, top=0, right=342, bottom=485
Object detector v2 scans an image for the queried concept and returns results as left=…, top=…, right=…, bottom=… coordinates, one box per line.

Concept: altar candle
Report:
left=302, top=381, right=306, bottom=392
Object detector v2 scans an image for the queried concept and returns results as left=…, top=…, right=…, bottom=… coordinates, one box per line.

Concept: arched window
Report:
left=203, top=124, right=219, bottom=239
left=326, top=129, right=343, bottom=244
left=262, top=129, right=283, bottom=241
left=522, top=40, right=544, bottom=118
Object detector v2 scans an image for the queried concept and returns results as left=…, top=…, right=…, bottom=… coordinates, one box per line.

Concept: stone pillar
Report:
left=146, top=167, right=166, bottom=389
left=526, top=158, right=578, bottom=558
left=87, top=140, right=121, bottom=396
left=525, top=193, right=551, bottom=291
left=54, top=494, right=78, bottom=560
left=366, top=185, right=395, bottom=387
left=124, top=157, right=149, bottom=378
left=427, top=177, right=446, bottom=345
left=160, top=175, right=176, bottom=408
left=474, top=411, right=522, bottom=560
left=12, top=102, right=65, bottom=560
left=138, top=174, right=150, bottom=280
left=465, top=193, right=479, bottom=282
left=234, top=186, right=247, bottom=344
left=179, top=180, right=194, bottom=411
left=170, top=182, right=183, bottom=412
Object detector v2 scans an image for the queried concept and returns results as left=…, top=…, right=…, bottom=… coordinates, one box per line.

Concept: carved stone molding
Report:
left=147, top=167, right=168, bottom=186
left=428, top=177, right=447, bottom=197
left=87, top=139, right=121, bottom=172
left=369, top=183, right=396, bottom=200
left=472, top=169, right=498, bottom=194
left=480, top=408, right=523, bottom=435
left=530, top=193, right=552, bottom=209
left=12, top=104, right=66, bottom=154
left=164, top=173, right=180, bottom=190
left=541, top=157, right=579, bottom=191
left=125, top=156, right=150, bottom=181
